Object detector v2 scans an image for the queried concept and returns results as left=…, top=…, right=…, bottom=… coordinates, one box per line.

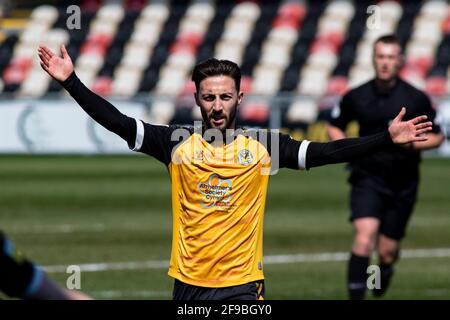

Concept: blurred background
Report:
left=1, top=0, right=449, bottom=152
left=0, top=0, right=449, bottom=299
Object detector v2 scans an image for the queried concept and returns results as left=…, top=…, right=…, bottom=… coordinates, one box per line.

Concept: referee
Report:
left=38, top=44, right=432, bottom=300
left=326, top=34, right=444, bottom=300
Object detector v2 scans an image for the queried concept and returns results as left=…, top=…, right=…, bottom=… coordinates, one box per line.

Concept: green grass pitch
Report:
left=1, top=155, right=449, bottom=299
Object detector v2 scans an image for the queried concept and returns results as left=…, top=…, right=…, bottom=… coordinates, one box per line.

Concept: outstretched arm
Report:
left=304, top=108, right=432, bottom=169
left=38, top=45, right=136, bottom=147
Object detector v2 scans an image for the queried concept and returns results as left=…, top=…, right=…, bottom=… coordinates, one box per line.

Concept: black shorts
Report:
left=349, top=179, right=418, bottom=240
left=172, top=279, right=265, bottom=300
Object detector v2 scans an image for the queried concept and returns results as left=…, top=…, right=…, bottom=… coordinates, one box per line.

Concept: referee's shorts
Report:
left=349, top=179, right=418, bottom=241
left=173, top=279, right=265, bottom=300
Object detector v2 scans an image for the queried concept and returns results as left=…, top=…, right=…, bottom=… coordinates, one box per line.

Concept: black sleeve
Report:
left=305, top=130, right=393, bottom=169
left=329, top=93, right=355, bottom=130
left=134, top=122, right=182, bottom=166
left=278, top=133, right=302, bottom=169
left=252, top=130, right=302, bottom=170
left=60, top=72, right=137, bottom=148
left=418, top=93, right=441, bottom=134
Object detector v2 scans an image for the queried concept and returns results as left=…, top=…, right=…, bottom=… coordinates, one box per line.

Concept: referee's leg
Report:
left=373, top=234, right=399, bottom=297
left=347, top=183, right=384, bottom=300
left=348, top=217, right=379, bottom=300
left=373, top=183, right=417, bottom=297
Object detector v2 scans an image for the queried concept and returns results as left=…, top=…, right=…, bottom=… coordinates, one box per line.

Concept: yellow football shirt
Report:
left=132, top=121, right=303, bottom=288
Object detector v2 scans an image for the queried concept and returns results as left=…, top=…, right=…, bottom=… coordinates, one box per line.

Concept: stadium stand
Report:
left=0, top=0, right=449, bottom=130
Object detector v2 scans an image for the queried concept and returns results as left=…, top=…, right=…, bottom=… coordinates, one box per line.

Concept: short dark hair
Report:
left=374, top=34, right=403, bottom=53
left=192, top=58, right=241, bottom=92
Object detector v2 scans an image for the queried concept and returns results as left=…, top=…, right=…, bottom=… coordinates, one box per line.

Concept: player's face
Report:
left=196, top=75, right=243, bottom=133
left=373, top=42, right=403, bottom=82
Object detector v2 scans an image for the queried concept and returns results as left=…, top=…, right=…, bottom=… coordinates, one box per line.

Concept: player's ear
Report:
left=237, top=91, right=244, bottom=106
left=398, top=53, right=405, bottom=68
left=194, top=92, right=200, bottom=106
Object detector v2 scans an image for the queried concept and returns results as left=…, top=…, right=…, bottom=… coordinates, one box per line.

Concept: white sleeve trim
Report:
left=298, top=140, right=311, bottom=170
left=132, top=119, right=144, bottom=151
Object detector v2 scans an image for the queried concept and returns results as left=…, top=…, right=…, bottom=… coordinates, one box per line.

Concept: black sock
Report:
left=379, top=263, right=394, bottom=274
left=372, top=262, right=395, bottom=297
left=379, top=262, right=395, bottom=288
left=347, top=253, right=369, bottom=300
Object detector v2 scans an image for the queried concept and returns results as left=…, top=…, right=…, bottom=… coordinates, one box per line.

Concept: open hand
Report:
left=38, top=44, right=73, bottom=82
left=388, top=107, right=433, bottom=144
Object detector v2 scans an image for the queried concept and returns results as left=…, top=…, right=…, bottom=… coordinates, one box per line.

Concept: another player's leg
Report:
left=373, top=234, right=399, bottom=297
left=348, top=217, right=379, bottom=300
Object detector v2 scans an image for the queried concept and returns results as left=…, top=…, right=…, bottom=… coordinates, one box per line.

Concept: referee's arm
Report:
left=326, top=123, right=346, bottom=141
left=411, top=132, right=444, bottom=150
left=326, top=94, right=354, bottom=141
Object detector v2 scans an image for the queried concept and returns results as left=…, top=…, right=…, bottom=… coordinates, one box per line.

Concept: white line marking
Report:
left=43, top=247, right=450, bottom=273
left=44, top=260, right=169, bottom=273
left=90, top=290, right=171, bottom=299
left=6, top=224, right=107, bottom=234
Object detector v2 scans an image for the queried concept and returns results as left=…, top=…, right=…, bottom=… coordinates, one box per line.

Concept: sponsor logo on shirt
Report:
left=237, top=149, right=254, bottom=166
left=197, top=174, right=232, bottom=209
